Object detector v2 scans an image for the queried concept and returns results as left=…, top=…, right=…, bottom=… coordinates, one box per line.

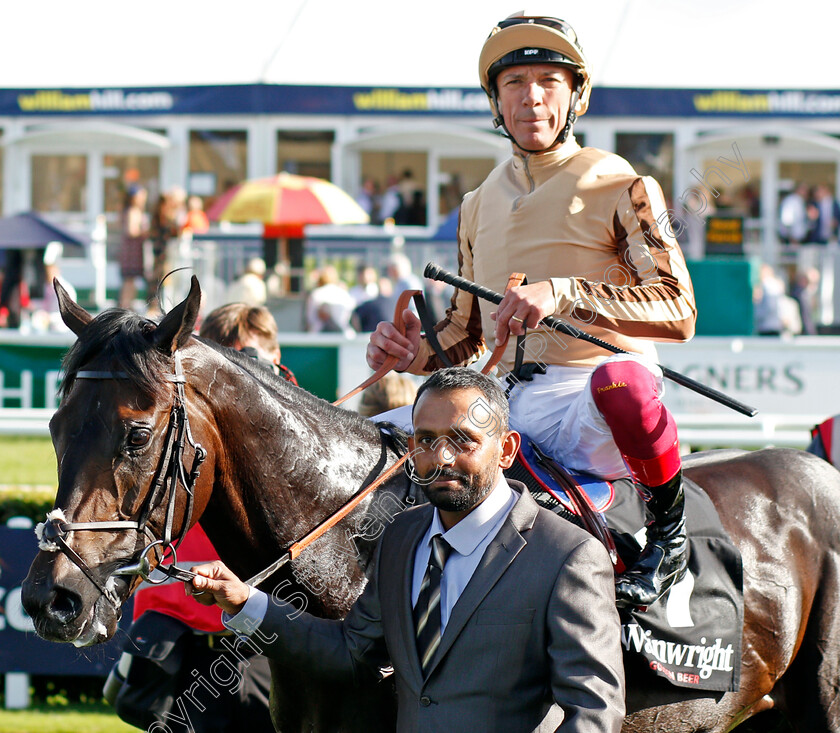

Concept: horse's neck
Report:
left=192, top=354, right=399, bottom=575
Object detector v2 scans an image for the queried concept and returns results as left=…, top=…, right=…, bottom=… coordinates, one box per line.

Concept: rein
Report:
left=37, top=351, right=207, bottom=606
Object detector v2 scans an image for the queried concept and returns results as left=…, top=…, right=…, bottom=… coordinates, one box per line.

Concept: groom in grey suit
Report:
left=190, top=368, right=625, bottom=732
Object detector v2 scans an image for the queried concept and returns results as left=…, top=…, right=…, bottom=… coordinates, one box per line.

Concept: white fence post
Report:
left=4, top=672, right=30, bottom=709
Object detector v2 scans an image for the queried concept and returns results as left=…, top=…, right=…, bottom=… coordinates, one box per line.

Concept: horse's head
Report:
left=21, top=278, right=213, bottom=646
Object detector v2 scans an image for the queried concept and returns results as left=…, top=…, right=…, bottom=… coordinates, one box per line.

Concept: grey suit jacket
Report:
left=258, top=484, right=625, bottom=732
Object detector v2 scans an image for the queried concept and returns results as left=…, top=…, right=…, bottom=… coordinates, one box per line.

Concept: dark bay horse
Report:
left=22, top=279, right=840, bottom=732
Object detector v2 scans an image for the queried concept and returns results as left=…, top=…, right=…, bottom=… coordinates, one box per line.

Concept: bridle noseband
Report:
left=37, top=351, right=207, bottom=607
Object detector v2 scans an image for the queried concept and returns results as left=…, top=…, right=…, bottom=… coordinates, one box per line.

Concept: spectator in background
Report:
left=441, top=172, right=464, bottom=216
left=386, top=253, right=422, bottom=298
left=383, top=253, right=423, bottom=319
left=808, top=184, right=840, bottom=244
left=356, top=178, right=381, bottom=224
left=200, top=301, right=297, bottom=383
left=349, top=263, right=379, bottom=306
left=306, top=265, right=356, bottom=335
left=183, top=195, right=210, bottom=234
left=406, top=189, right=427, bottom=225
left=118, top=185, right=150, bottom=309
left=741, top=184, right=761, bottom=219
left=225, top=257, right=267, bottom=306
left=0, top=249, right=25, bottom=327
left=357, top=371, right=418, bottom=418
left=147, top=188, right=185, bottom=312
left=791, top=267, right=820, bottom=336
left=396, top=169, right=418, bottom=223
left=32, top=243, right=77, bottom=332
left=352, top=277, right=394, bottom=332
left=754, top=263, right=801, bottom=336
left=778, top=182, right=810, bottom=245
left=379, top=175, right=403, bottom=222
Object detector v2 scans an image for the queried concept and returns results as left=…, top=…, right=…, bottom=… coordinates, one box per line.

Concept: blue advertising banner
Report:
left=3, top=83, right=840, bottom=118
left=0, top=526, right=131, bottom=675
left=0, top=84, right=490, bottom=118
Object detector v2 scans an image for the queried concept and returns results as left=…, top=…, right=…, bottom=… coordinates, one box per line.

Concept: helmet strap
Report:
left=491, top=77, right=584, bottom=154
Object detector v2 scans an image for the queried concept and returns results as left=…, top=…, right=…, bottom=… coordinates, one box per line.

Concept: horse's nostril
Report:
left=48, top=587, right=83, bottom=624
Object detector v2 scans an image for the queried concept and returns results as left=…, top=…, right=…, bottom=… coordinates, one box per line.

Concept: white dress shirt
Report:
left=411, top=475, right=517, bottom=631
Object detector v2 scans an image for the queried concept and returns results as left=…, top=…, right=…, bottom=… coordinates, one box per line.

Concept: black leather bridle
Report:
left=36, top=351, right=207, bottom=607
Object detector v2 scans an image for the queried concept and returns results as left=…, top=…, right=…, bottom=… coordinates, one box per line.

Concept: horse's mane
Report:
left=60, top=307, right=396, bottom=446
left=61, top=309, right=171, bottom=399
left=198, top=337, right=396, bottom=444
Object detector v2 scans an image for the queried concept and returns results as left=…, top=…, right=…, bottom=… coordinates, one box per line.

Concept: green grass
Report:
left=0, top=705, right=138, bottom=733
left=0, top=436, right=57, bottom=487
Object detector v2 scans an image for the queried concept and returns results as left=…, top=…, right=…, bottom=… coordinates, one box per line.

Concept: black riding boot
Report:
left=615, top=471, right=688, bottom=610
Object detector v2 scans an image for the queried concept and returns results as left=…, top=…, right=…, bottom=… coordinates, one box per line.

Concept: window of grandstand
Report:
left=189, top=130, right=248, bottom=209
left=616, top=133, right=675, bottom=201
left=359, top=151, right=428, bottom=225
left=437, top=157, right=495, bottom=216
left=276, top=130, right=334, bottom=180
left=102, top=154, right=161, bottom=217
left=31, top=155, right=87, bottom=213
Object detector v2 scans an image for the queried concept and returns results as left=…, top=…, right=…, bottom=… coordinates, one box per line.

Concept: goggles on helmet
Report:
left=496, top=16, right=580, bottom=43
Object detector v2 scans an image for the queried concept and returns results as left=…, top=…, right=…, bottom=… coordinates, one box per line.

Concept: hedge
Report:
left=0, top=488, right=56, bottom=524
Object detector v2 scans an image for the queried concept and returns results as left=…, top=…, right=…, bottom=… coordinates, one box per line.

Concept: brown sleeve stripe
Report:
left=571, top=177, right=695, bottom=336
left=418, top=210, right=486, bottom=372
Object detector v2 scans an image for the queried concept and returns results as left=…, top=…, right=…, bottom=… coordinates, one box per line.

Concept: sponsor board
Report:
left=0, top=527, right=130, bottom=674
left=5, top=84, right=840, bottom=118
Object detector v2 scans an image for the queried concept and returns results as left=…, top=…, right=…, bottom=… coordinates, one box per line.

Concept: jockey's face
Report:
left=496, top=63, right=574, bottom=153
left=409, top=387, right=519, bottom=529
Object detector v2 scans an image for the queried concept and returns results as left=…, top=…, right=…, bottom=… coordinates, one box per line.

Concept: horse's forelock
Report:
left=61, top=309, right=171, bottom=399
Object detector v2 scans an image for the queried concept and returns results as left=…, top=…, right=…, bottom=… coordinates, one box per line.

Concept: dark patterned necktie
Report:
left=413, top=534, right=452, bottom=676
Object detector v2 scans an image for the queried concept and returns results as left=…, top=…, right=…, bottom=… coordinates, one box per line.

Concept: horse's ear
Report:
left=55, top=278, right=93, bottom=336
left=153, top=276, right=202, bottom=353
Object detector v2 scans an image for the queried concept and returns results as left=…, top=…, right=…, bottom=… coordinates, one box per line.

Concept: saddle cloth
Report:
left=505, top=439, right=744, bottom=693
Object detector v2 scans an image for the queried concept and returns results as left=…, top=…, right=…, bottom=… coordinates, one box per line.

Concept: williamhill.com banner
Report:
left=4, top=84, right=840, bottom=118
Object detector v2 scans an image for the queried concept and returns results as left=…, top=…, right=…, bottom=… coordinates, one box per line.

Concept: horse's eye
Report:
left=127, top=428, right=151, bottom=448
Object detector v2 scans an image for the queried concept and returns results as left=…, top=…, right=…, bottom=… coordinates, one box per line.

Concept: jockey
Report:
left=367, top=12, right=697, bottom=610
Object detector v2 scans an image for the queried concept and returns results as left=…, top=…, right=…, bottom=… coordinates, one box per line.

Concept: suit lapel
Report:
left=424, top=486, right=539, bottom=679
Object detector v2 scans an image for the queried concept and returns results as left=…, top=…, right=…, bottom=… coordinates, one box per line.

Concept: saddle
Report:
left=504, top=437, right=623, bottom=571
left=504, top=440, right=744, bottom=694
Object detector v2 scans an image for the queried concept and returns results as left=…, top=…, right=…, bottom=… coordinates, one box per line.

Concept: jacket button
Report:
left=419, top=696, right=431, bottom=707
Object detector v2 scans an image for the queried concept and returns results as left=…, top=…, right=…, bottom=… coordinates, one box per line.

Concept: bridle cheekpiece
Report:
left=35, top=350, right=207, bottom=607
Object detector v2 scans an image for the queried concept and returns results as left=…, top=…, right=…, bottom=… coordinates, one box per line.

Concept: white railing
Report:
left=0, top=409, right=55, bottom=436
left=674, top=413, right=821, bottom=450
left=0, top=405, right=822, bottom=452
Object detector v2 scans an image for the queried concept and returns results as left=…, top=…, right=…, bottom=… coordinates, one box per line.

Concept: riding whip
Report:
left=423, top=262, right=758, bottom=418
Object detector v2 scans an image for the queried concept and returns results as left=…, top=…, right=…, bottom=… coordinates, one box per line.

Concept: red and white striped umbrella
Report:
left=206, top=172, right=369, bottom=230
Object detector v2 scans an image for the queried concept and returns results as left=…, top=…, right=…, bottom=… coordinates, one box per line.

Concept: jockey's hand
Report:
left=491, top=281, right=556, bottom=344
left=366, top=309, right=422, bottom=371
left=187, top=561, right=250, bottom=616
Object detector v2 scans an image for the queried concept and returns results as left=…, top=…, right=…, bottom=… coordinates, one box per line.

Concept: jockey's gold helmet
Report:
left=479, top=12, right=591, bottom=146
